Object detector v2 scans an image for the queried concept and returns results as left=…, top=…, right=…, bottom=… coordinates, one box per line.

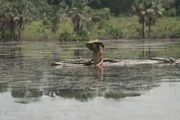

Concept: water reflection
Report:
left=11, top=88, right=43, bottom=98
left=0, top=61, right=178, bottom=103
left=74, top=49, right=83, bottom=59
left=0, top=40, right=180, bottom=120
left=43, top=88, right=141, bottom=100
left=0, top=40, right=180, bottom=104
left=45, top=88, right=93, bottom=102
left=9, top=63, right=176, bottom=103
left=93, top=66, right=104, bottom=81
left=11, top=88, right=43, bottom=104
left=139, top=47, right=155, bottom=59
left=0, top=82, right=8, bottom=93
left=10, top=87, right=141, bottom=103
left=0, top=42, right=24, bottom=63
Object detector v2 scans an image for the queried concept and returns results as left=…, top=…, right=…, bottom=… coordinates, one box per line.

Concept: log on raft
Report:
left=51, top=58, right=178, bottom=67
left=51, top=58, right=119, bottom=67
left=150, top=57, right=176, bottom=63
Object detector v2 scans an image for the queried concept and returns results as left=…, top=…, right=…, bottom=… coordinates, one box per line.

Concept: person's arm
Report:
left=95, top=50, right=104, bottom=66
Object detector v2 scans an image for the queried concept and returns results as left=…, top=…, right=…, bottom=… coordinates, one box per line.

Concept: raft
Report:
left=51, top=57, right=179, bottom=67
left=51, top=58, right=119, bottom=67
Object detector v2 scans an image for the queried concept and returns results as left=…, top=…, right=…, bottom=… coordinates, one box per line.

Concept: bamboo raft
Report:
left=51, top=57, right=179, bottom=67
left=51, top=58, right=119, bottom=67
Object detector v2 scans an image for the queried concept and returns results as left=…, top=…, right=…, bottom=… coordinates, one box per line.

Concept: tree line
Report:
left=0, top=0, right=180, bottom=41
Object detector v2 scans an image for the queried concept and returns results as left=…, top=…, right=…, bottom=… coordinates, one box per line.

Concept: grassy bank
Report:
left=21, top=16, right=180, bottom=41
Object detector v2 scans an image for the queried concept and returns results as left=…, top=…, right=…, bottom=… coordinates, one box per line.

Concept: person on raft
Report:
left=86, top=39, right=104, bottom=66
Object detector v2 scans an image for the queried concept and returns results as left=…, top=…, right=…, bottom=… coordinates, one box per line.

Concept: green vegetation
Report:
left=0, top=0, right=180, bottom=41
left=21, top=16, right=180, bottom=40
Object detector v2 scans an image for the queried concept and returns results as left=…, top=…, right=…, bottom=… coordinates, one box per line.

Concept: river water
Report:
left=0, top=39, right=180, bottom=120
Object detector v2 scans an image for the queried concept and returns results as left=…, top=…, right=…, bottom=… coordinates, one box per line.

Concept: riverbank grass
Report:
left=21, top=16, right=180, bottom=41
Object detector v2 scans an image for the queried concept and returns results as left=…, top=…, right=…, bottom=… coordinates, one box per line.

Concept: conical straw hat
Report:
left=86, top=39, right=104, bottom=50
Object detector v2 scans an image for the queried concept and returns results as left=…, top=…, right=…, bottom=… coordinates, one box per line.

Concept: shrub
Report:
left=106, top=26, right=123, bottom=39
left=59, top=31, right=74, bottom=41
left=59, top=30, right=90, bottom=41
left=170, top=28, right=180, bottom=38
left=92, top=8, right=111, bottom=22
left=164, top=8, right=177, bottom=17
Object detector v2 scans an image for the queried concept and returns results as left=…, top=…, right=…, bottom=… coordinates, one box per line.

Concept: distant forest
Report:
left=1, top=0, right=179, bottom=18
left=0, top=0, right=180, bottom=40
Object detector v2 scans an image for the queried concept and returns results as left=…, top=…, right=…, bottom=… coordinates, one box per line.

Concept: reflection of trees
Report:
left=3, top=53, right=178, bottom=103
left=104, top=64, right=159, bottom=92
left=8, top=62, right=179, bottom=102
left=104, top=90, right=140, bottom=99
left=11, top=89, right=43, bottom=98
left=74, top=49, right=83, bottom=59
left=0, top=42, right=24, bottom=67
left=140, top=47, right=155, bottom=59
left=12, top=87, right=138, bottom=102
left=11, top=88, right=43, bottom=104
left=0, top=42, right=24, bottom=94
left=44, top=89, right=93, bottom=101
left=46, top=64, right=157, bottom=101
left=175, top=63, right=180, bottom=70
left=43, top=88, right=141, bottom=101
left=0, top=82, right=8, bottom=93
left=139, top=40, right=155, bottom=59
left=139, top=39, right=145, bottom=59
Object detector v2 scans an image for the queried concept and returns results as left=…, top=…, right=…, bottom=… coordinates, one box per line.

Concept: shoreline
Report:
left=1, top=16, right=180, bottom=41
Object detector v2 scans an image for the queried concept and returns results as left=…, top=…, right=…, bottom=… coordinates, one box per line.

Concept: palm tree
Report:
left=51, top=6, right=61, bottom=33
left=132, top=0, right=164, bottom=38
left=48, top=0, right=69, bottom=33
left=0, top=0, right=27, bottom=40
left=132, top=0, right=147, bottom=38
left=70, top=1, right=91, bottom=34
left=145, top=1, right=164, bottom=37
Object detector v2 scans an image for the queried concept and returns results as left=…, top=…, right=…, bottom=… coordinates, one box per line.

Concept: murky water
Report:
left=0, top=39, right=180, bottom=120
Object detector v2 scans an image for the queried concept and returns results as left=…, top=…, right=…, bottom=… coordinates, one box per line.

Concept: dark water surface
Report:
left=0, top=39, right=180, bottom=120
